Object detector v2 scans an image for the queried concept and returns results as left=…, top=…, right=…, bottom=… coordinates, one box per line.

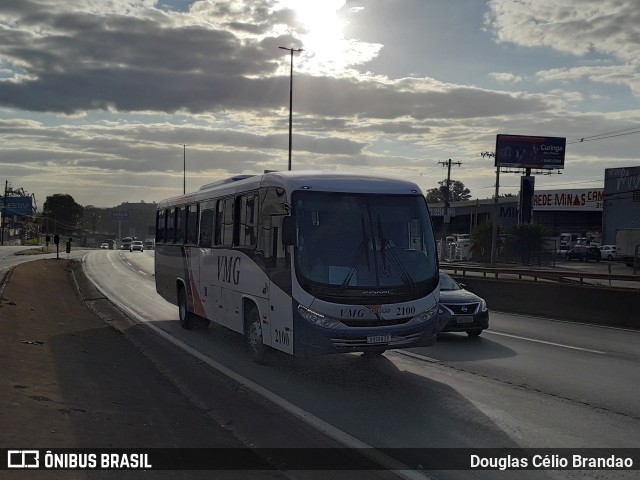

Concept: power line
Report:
left=406, top=162, right=442, bottom=182
left=568, top=126, right=640, bottom=144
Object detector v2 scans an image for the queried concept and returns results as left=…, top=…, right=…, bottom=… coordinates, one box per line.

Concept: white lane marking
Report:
left=486, top=330, right=607, bottom=354
left=493, top=310, right=640, bottom=334
left=395, top=350, right=440, bottom=363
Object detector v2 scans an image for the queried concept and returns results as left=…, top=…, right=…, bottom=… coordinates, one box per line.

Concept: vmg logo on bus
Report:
left=217, top=255, right=241, bottom=285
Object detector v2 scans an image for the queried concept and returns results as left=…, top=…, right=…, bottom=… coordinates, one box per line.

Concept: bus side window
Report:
left=186, top=204, right=199, bottom=245
left=214, top=197, right=234, bottom=247
left=237, top=193, right=258, bottom=248
left=156, top=209, right=165, bottom=244
left=214, top=200, right=224, bottom=246
left=199, top=208, right=214, bottom=248
left=167, top=208, right=176, bottom=243
left=259, top=187, right=290, bottom=264
left=175, top=206, right=186, bottom=244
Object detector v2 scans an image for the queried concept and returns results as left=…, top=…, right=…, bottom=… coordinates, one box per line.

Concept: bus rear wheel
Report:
left=246, top=305, right=267, bottom=363
left=178, top=286, right=195, bottom=330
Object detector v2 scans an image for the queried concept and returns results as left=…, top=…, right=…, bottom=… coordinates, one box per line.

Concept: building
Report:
left=602, top=166, right=640, bottom=245
left=429, top=187, right=604, bottom=239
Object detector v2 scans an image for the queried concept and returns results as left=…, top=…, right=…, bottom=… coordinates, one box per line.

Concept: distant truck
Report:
left=144, top=238, right=155, bottom=250
left=615, top=228, right=640, bottom=268
left=559, top=232, right=580, bottom=248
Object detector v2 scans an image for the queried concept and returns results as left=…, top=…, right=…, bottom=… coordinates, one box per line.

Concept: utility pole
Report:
left=437, top=159, right=462, bottom=261
left=481, top=151, right=498, bottom=264
left=1, top=180, right=9, bottom=246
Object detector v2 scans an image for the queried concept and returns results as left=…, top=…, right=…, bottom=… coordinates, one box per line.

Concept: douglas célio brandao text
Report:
left=470, top=454, right=634, bottom=470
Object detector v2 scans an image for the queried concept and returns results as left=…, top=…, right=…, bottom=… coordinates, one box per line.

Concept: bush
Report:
left=506, top=223, right=546, bottom=265
left=470, top=221, right=497, bottom=263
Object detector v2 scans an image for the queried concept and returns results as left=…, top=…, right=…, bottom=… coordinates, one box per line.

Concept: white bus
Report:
left=155, top=171, right=440, bottom=362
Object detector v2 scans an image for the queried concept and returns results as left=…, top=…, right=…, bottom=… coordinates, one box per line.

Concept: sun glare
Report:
left=279, top=0, right=350, bottom=73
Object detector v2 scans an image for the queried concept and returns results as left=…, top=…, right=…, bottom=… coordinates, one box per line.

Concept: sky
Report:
left=1, top=0, right=639, bottom=208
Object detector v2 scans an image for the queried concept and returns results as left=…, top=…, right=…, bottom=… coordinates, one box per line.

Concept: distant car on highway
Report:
left=437, top=272, right=489, bottom=337
left=130, top=240, right=144, bottom=252
left=567, top=245, right=601, bottom=262
left=599, top=245, right=618, bottom=260
left=120, top=236, right=133, bottom=250
left=100, top=242, right=109, bottom=249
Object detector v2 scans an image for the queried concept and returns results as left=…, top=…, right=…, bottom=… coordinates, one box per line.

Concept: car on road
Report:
left=599, top=244, right=618, bottom=260
left=120, top=237, right=133, bottom=250
left=567, top=245, right=601, bottom=262
left=100, top=242, right=109, bottom=249
left=130, top=240, right=144, bottom=252
left=437, top=272, right=489, bottom=337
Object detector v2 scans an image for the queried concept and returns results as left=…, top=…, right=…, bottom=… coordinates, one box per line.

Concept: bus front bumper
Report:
left=293, top=314, right=438, bottom=357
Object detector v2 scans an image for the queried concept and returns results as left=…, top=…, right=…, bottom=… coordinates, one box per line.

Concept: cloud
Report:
left=1, top=0, right=639, bottom=207
left=0, top=0, right=556, bottom=120
left=536, top=65, right=640, bottom=95
left=485, top=0, right=640, bottom=96
left=485, top=0, right=640, bottom=62
left=489, top=72, right=523, bottom=84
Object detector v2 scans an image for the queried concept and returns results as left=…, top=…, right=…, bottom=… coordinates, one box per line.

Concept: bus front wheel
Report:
left=246, top=305, right=267, bottom=363
left=178, top=286, right=195, bottom=330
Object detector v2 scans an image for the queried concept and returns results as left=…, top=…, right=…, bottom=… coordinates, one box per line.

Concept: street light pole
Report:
left=1, top=180, right=8, bottom=246
left=279, top=46, right=303, bottom=171
left=182, top=144, right=188, bottom=194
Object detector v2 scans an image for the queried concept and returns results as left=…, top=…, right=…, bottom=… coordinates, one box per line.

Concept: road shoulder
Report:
left=1, top=258, right=398, bottom=479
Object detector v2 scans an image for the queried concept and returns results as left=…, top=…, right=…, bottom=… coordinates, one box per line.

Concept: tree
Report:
left=43, top=194, right=84, bottom=236
left=425, top=179, right=472, bottom=203
left=505, top=223, right=546, bottom=266
left=470, top=220, right=499, bottom=263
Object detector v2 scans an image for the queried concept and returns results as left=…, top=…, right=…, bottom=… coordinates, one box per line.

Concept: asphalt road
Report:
left=0, top=245, right=87, bottom=275
left=76, top=249, right=640, bottom=480
left=1, top=251, right=401, bottom=480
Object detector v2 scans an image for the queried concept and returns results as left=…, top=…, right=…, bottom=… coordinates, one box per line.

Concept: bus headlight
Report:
left=297, top=305, right=342, bottom=329
left=412, top=304, right=439, bottom=324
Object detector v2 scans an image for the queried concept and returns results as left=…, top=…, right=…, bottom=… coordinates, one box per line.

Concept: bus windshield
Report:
left=292, top=191, right=437, bottom=300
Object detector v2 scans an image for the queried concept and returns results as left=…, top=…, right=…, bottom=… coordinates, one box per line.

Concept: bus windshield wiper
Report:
left=377, top=217, right=415, bottom=287
left=361, top=215, right=370, bottom=270
left=340, top=215, right=372, bottom=290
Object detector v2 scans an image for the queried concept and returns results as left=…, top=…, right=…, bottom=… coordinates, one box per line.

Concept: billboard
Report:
left=1, top=196, right=34, bottom=216
left=495, top=134, right=566, bottom=169
left=111, top=212, right=129, bottom=221
left=532, top=189, right=603, bottom=211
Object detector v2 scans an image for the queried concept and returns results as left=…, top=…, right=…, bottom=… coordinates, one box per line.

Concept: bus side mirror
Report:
left=282, top=216, right=296, bottom=246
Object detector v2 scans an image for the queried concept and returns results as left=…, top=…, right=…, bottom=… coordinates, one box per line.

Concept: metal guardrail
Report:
left=442, top=263, right=640, bottom=288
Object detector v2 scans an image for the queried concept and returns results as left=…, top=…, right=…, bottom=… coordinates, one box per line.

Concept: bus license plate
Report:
left=456, top=316, right=474, bottom=324
left=367, top=334, right=392, bottom=344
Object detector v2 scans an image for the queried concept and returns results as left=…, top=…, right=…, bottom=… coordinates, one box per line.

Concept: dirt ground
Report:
left=0, top=259, right=292, bottom=479
left=0, top=258, right=399, bottom=480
